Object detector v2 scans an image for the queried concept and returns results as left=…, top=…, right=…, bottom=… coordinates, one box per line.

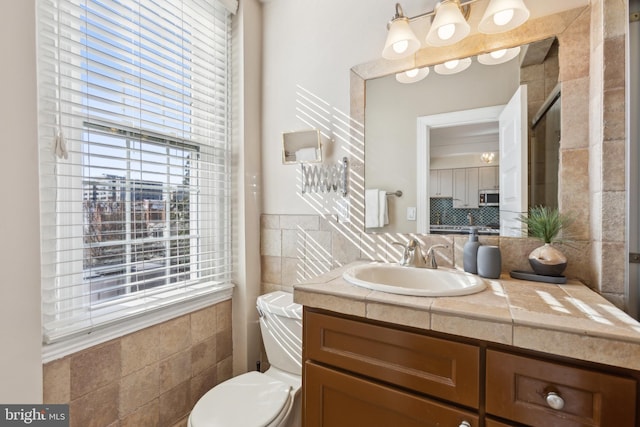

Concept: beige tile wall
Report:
left=260, top=213, right=593, bottom=295
left=43, top=299, right=233, bottom=427
left=587, top=0, right=628, bottom=307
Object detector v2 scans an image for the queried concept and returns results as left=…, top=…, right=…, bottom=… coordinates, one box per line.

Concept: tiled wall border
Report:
left=43, top=299, right=233, bottom=427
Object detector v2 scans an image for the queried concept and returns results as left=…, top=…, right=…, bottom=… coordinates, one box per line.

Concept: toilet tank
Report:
left=257, top=291, right=303, bottom=375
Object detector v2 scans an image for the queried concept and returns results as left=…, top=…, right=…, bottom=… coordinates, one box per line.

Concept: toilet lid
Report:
left=257, top=291, right=302, bottom=319
left=190, top=371, right=292, bottom=427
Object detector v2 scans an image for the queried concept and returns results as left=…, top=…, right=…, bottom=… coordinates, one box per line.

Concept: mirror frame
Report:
left=349, top=5, right=589, bottom=238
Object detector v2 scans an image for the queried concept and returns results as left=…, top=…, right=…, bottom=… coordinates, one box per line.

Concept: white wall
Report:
left=232, top=0, right=264, bottom=374
left=261, top=0, right=426, bottom=215
left=0, top=1, right=43, bottom=402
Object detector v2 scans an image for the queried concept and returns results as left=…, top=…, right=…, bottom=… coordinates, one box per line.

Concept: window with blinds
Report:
left=37, top=0, right=234, bottom=344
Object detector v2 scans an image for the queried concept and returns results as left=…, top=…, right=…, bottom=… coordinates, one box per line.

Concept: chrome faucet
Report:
left=392, top=240, right=447, bottom=269
left=392, top=239, right=424, bottom=267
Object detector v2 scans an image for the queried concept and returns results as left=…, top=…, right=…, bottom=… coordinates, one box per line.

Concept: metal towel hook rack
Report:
left=301, top=157, right=348, bottom=197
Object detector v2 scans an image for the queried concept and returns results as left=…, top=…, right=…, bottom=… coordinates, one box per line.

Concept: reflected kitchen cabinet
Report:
left=429, top=169, right=453, bottom=198
left=479, top=166, right=499, bottom=190
left=453, top=168, right=479, bottom=209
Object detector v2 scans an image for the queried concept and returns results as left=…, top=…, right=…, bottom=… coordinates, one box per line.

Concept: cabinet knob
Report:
left=458, top=422, right=471, bottom=427
left=545, top=390, right=565, bottom=410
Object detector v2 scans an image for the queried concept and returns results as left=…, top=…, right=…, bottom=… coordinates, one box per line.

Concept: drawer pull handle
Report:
left=459, top=422, right=471, bottom=427
left=545, top=391, right=565, bottom=410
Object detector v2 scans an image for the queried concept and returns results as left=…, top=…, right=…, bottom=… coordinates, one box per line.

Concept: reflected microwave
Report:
left=479, top=190, right=499, bottom=206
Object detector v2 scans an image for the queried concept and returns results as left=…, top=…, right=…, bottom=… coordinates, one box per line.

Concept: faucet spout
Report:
left=392, top=239, right=427, bottom=267
left=392, top=240, right=448, bottom=268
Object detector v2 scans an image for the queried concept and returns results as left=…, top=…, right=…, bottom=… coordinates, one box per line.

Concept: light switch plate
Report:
left=336, top=198, right=351, bottom=223
left=407, top=207, right=416, bottom=221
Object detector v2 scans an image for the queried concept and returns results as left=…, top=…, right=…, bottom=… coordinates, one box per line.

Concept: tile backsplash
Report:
left=429, top=198, right=500, bottom=226
left=260, top=213, right=605, bottom=306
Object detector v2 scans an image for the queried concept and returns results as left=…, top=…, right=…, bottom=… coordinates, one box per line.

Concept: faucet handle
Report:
left=391, top=239, right=425, bottom=267
left=425, top=244, right=447, bottom=269
left=391, top=241, right=410, bottom=266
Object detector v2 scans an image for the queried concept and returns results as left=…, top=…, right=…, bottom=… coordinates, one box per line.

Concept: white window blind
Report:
left=37, top=0, right=233, bottom=344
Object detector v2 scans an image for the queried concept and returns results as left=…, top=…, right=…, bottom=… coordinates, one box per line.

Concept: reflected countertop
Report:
left=293, top=261, right=640, bottom=370
left=430, top=224, right=500, bottom=235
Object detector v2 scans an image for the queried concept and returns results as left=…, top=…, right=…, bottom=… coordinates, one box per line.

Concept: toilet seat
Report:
left=189, top=371, right=292, bottom=427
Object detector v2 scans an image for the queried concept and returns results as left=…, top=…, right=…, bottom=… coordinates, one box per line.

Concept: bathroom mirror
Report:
left=282, top=129, right=322, bottom=164
left=363, top=37, right=560, bottom=234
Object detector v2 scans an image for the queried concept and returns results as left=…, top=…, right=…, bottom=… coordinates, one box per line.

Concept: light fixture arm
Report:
left=397, top=0, right=477, bottom=24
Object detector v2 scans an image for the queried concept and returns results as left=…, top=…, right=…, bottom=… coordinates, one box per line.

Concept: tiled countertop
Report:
left=293, top=261, right=640, bottom=371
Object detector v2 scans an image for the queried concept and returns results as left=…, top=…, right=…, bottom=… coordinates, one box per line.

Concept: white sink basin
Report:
left=342, top=263, right=487, bottom=297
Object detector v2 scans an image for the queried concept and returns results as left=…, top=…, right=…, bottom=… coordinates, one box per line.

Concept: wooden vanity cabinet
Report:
left=304, top=310, right=480, bottom=407
left=486, top=350, right=637, bottom=426
left=484, top=419, right=516, bottom=427
left=303, top=309, right=480, bottom=427
left=305, top=362, right=479, bottom=427
left=302, top=308, right=639, bottom=427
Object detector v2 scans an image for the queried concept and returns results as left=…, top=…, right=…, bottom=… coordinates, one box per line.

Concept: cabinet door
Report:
left=486, top=350, right=637, bottom=426
left=479, top=166, right=499, bottom=190
left=485, top=419, right=517, bottom=427
left=304, top=310, right=480, bottom=408
left=453, top=169, right=467, bottom=208
left=465, top=168, right=479, bottom=208
left=304, top=362, right=479, bottom=427
left=439, top=169, right=453, bottom=197
left=453, top=168, right=479, bottom=208
left=429, top=169, right=453, bottom=198
left=429, top=170, right=439, bottom=197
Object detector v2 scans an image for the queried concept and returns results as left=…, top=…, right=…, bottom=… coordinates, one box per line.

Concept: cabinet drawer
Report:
left=486, top=350, right=637, bottom=426
left=305, top=361, right=479, bottom=427
left=304, top=309, right=480, bottom=408
left=484, top=419, right=516, bottom=427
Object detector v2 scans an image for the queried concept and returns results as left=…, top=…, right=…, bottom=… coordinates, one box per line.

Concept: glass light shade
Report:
left=382, top=17, right=421, bottom=60
left=434, top=57, right=471, bottom=75
left=481, top=152, right=495, bottom=163
left=395, top=67, right=430, bottom=84
left=478, top=0, right=530, bottom=34
left=477, top=46, right=521, bottom=65
left=425, top=0, right=470, bottom=47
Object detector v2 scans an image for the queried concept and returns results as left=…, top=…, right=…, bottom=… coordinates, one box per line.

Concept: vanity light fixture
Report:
left=434, top=57, right=472, bottom=75
left=481, top=152, right=496, bottom=163
left=425, top=0, right=471, bottom=47
left=477, top=46, right=521, bottom=65
left=382, top=0, right=530, bottom=60
left=478, top=0, right=530, bottom=34
left=395, top=67, right=430, bottom=84
left=382, top=3, right=421, bottom=60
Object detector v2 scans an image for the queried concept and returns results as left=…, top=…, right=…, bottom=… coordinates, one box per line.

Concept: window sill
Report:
left=42, top=284, right=234, bottom=363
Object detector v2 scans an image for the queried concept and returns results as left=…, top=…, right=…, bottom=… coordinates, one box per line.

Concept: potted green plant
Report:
left=518, top=206, right=573, bottom=276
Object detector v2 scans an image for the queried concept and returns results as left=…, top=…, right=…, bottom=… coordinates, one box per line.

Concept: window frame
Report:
left=37, top=0, right=235, bottom=361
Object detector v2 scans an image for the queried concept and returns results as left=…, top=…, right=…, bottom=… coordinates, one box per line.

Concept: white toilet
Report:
left=188, top=291, right=303, bottom=427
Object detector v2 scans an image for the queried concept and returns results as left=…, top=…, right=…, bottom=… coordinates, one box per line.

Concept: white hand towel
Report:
left=365, top=189, right=389, bottom=228
left=378, top=189, right=389, bottom=226
left=365, top=189, right=380, bottom=228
